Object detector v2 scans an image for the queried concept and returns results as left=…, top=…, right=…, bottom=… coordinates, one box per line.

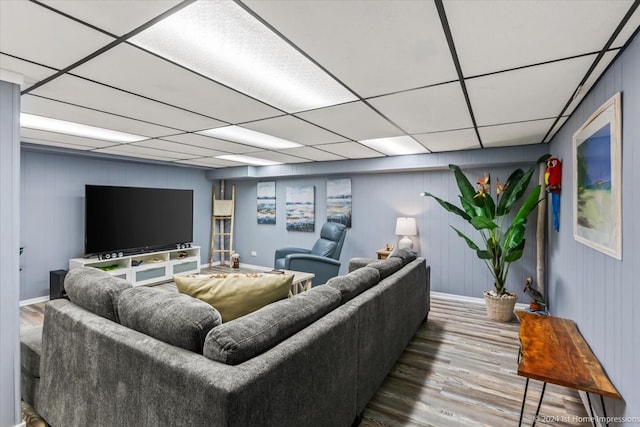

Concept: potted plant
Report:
left=421, top=154, right=550, bottom=321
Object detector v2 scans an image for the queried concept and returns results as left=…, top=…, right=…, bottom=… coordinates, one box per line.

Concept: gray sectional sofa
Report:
left=21, top=250, right=430, bottom=427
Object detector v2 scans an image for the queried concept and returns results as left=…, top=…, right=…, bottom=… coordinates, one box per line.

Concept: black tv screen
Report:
left=85, top=185, right=194, bottom=256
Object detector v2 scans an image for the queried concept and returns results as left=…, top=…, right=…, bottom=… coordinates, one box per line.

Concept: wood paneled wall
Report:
left=547, top=32, right=639, bottom=422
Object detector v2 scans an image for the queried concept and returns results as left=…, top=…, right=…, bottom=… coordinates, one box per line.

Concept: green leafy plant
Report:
left=421, top=155, right=550, bottom=296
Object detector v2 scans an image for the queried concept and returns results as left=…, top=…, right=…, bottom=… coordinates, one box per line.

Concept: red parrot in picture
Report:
left=545, top=157, right=562, bottom=231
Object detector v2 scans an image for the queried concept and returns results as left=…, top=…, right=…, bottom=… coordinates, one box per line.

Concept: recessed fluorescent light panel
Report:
left=130, top=1, right=356, bottom=113
left=20, top=113, right=147, bottom=143
left=359, top=136, right=428, bottom=156
left=216, top=154, right=282, bottom=166
left=199, top=126, right=302, bottom=150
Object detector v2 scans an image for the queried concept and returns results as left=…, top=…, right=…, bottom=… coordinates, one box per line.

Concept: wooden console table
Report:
left=516, top=311, right=622, bottom=427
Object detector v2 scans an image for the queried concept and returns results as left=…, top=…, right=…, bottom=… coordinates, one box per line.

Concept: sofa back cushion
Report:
left=388, top=248, right=418, bottom=265
left=64, top=267, right=131, bottom=322
left=326, top=267, right=380, bottom=303
left=203, top=285, right=341, bottom=365
left=366, top=257, right=404, bottom=280
left=174, top=273, right=293, bottom=322
left=118, top=287, right=221, bottom=353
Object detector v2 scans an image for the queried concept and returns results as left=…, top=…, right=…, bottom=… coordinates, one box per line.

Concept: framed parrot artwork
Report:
left=545, top=157, right=562, bottom=232
left=572, top=92, right=622, bottom=260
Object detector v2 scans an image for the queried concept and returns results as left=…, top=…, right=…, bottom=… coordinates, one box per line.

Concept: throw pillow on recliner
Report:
left=174, top=273, right=293, bottom=322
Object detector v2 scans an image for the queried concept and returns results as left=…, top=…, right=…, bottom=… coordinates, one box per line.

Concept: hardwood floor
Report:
left=20, top=293, right=588, bottom=426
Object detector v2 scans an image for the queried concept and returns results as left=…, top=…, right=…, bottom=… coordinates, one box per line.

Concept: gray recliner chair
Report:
left=274, top=222, right=347, bottom=286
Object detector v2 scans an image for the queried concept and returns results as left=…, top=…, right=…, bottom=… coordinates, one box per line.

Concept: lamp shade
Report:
left=395, top=217, right=417, bottom=236
left=395, top=217, right=417, bottom=250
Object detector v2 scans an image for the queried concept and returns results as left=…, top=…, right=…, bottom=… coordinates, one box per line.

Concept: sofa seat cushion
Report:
left=64, top=267, right=131, bottom=322
left=20, top=326, right=43, bottom=378
left=366, top=257, right=404, bottom=280
left=203, top=285, right=341, bottom=365
left=174, top=273, right=293, bottom=322
left=118, top=287, right=221, bottom=353
left=327, top=267, right=380, bottom=303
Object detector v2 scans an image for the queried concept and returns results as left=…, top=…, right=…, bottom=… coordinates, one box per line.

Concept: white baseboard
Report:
left=431, top=291, right=529, bottom=310
left=19, top=295, right=49, bottom=307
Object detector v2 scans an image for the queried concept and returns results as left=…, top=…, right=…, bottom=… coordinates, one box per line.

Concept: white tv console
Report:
left=69, top=246, right=201, bottom=287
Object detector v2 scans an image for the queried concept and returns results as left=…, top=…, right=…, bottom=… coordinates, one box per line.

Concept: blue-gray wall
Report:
left=19, top=150, right=212, bottom=300
left=547, top=31, right=639, bottom=422
left=1, top=79, right=22, bottom=427
left=228, top=143, right=549, bottom=302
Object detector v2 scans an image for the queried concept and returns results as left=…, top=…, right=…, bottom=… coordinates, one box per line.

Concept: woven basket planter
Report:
left=483, top=290, right=517, bottom=322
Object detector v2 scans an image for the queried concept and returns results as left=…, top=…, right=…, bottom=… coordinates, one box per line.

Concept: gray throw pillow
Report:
left=118, top=287, right=221, bottom=353
left=64, top=267, right=131, bottom=322
left=203, top=285, right=341, bottom=365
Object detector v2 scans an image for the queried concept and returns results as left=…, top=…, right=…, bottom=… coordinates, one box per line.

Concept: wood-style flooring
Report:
left=19, top=292, right=588, bottom=426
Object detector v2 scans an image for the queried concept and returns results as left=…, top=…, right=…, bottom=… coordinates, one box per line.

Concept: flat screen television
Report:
left=85, top=185, right=194, bottom=256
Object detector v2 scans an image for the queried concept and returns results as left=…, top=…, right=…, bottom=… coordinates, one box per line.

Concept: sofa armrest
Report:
left=284, top=254, right=341, bottom=286
left=274, top=247, right=311, bottom=264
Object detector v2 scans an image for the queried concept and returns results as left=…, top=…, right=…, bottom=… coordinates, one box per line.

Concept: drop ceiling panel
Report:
left=0, top=1, right=114, bottom=69
left=277, top=146, right=345, bottom=162
left=95, top=144, right=192, bottom=161
left=30, top=74, right=226, bottom=132
left=467, top=55, right=596, bottom=126
left=133, top=139, right=228, bottom=157
left=41, top=0, right=182, bottom=37
left=312, top=142, right=384, bottom=159
left=175, top=157, right=238, bottom=168
left=295, top=102, right=402, bottom=141
left=0, top=54, right=57, bottom=90
left=246, top=151, right=311, bottom=164
left=445, top=0, right=634, bottom=77
left=479, top=119, right=557, bottom=148
left=21, top=128, right=116, bottom=149
left=241, top=115, right=346, bottom=146
left=246, top=0, right=457, bottom=98
left=368, top=82, right=473, bottom=134
left=72, top=44, right=282, bottom=123
left=164, top=133, right=257, bottom=154
left=22, top=95, right=177, bottom=138
left=564, top=50, right=621, bottom=117
left=612, top=6, right=640, bottom=48
left=413, top=129, right=480, bottom=153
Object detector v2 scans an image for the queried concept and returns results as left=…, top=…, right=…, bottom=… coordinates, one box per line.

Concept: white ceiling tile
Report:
left=246, top=151, right=311, bottom=164
left=132, top=139, right=228, bottom=157
left=95, top=144, right=193, bottom=160
left=445, top=0, right=634, bottom=76
left=0, top=54, right=56, bottom=90
left=0, top=1, right=114, bottom=69
left=241, top=115, right=346, bottom=146
left=21, top=136, right=95, bottom=151
left=312, top=142, right=385, bottom=159
left=564, top=50, right=621, bottom=117
left=30, top=74, right=226, bottom=132
left=278, top=146, right=346, bottom=162
left=295, top=102, right=402, bottom=141
left=71, top=44, right=282, bottom=123
left=612, top=6, right=640, bottom=48
left=20, top=128, right=116, bottom=149
left=174, top=157, right=238, bottom=168
left=162, top=133, right=257, bottom=154
left=467, top=55, right=596, bottom=126
left=479, top=119, right=557, bottom=148
left=41, top=0, right=182, bottom=37
left=413, top=129, right=480, bottom=152
left=368, top=82, right=472, bottom=134
left=544, top=117, right=569, bottom=143
left=246, top=0, right=457, bottom=98
left=22, top=95, right=177, bottom=138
